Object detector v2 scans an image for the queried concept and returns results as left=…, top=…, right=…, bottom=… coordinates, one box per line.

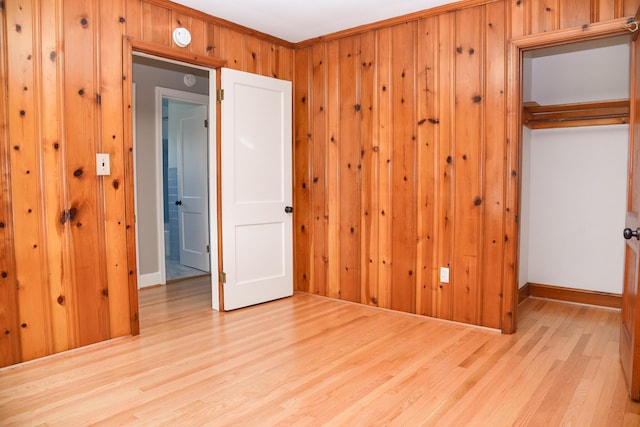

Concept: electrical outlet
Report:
left=440, top=267, right=450, bottom=283
left=96, top=153, right=110, bottom=176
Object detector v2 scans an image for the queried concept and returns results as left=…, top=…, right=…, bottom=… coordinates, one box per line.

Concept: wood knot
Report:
left=474, top=197, right=482, bottom=206
left=119, top=17, right=126, bottom=23
left=57, top=295, right=65, bottom=305
left=418, top=118, right=426, bottom=125
left=112, top=179, right=119, bottom=189
left=472, top=95, right=482, bottom=103
left=355, top=104, right=361, bottom=112
left=1, top=272, right=7, bottom=278
left=456, top=47, right=463, bottom=54
left=50, top=51, right=56, bottom=61
left=15, top=24, right=21, bottom=32
left=21, top=323, right=27, bottom=328
left=428, top=118, right=439, bottom=124
left=73, top=168, right=83, bottom=177
left=102, top=289, right=109, bottom=297
left=80, top=17, right=88, bottom=27
left=446, top=155, right=452, bottom=164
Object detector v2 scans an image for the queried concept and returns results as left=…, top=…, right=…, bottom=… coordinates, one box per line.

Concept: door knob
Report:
left=175, top=200, right=182, bottom=206
left=624, top=227, right=640, bottom=240
left=284, top=206, right=293, bottom=214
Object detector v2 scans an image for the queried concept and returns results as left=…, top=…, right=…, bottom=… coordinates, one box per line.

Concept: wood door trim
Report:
left=122, top=36, right=227, bottom=334
left=505, top=17, right=631, bottom=334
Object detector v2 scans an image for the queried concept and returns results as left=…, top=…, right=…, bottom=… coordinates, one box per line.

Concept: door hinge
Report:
left=206, top=244, right=210, bottom=253
left=216, top=89, right=224, bottom=102
left=219, top=271, right=227, bottom=283
left=204, top=119, right=208, bottom=128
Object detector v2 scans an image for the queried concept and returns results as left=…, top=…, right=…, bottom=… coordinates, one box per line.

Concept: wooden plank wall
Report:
left=1, top=0, right=638, bottom=368
left=0, top=0, right=293, bottom=368
left=293, top=0, right=640, bottom=330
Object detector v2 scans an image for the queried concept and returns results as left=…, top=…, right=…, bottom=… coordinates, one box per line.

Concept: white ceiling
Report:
left=171, top=0, right=459, bottom=43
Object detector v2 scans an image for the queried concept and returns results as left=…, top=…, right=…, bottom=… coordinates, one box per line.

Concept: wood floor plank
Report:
left=1, top=276, right=640, bottom=425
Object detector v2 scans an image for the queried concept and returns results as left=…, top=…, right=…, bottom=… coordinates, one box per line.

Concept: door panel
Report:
left=621, top=7, right=640, bottom=400
left=221, top=68, right=293, bottom=311
left=177, top=103, right=210, bottom=272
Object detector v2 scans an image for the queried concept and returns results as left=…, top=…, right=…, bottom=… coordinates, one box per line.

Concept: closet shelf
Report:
left=522, top=99, right=629, bottom=129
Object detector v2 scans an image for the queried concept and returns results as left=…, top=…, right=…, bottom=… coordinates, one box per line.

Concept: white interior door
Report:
left=221, top=68, right=293, bottom=311
left=176, top=103, right=210, bottom=272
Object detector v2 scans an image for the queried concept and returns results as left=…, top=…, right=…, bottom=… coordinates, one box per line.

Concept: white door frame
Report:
left=155, top=87, right=209, bottom=285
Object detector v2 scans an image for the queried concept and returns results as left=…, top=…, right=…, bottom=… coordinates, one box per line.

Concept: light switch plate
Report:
left=96, top=153, right=110, bottom=176
left=440, top=267, right=450, bottom=283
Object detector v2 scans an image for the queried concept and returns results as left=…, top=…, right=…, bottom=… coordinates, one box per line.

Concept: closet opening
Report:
left=517, top=34, right=631, bottom=309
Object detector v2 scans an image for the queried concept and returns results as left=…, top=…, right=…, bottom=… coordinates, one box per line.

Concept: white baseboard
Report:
left=138, top=272, right=162, bottom=289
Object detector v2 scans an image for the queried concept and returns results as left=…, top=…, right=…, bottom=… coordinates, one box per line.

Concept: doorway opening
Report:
left=131, top=54, right=218, bottom=304
left=518, top=35, right=630, bottom=305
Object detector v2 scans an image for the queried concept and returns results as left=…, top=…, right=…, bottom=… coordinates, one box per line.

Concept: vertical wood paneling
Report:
left=260, top=40, right=273, bottom=77
left=326, top=40, right=341, bottom=300
left=510, top=0, right=530, bottom=38
left=389, top=23, right=417, bottom=313
left=219, top=27, right=245, bottom=70
left=189, top=16, right=206, bottom=55
left=204, top=22, right=219, bottom=58
left=359, top=31, right=377, bottom=306
left=1, top=0, right=295, bottom=368
left=294, top=48, right=311, bottom=293
left=7, top=0, right=52, bottom=361
left=41, top=0, right=73, bottom=353
left=100, top=0, right=131, bottom=338
left=416, top=16, right=438, bottom=317
left=481, top=1, right=507, bottom=329
left=452, top=7, right=483, bottom=325
left=376, top=27, right=393, bottom=309
left=623, top=0, right=640, bottom=16
left=311, top=44, right=329, bottom=296
left=275, top=46, right=293, bottom=81
left=531, top=0, right=559, bottom=34
left=560, top=0, right=593, bottom=27
left=5, top=0, right=638, bottom=368
left=436, top=12, right=455, bottom=320
left=337, top=36, right=361, bottom=303
left=0, top=0, right=21, bottom=367
left=63, top=0, right=111, bottom=346
left=124, top=0, right=142, bottom=40
left=142, top=2, right=170, bottom=45
left=244, top=36, right=261, bottom=74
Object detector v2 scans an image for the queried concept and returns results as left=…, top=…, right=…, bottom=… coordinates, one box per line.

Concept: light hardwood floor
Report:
left=1, top=276, right=640, bottom=426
